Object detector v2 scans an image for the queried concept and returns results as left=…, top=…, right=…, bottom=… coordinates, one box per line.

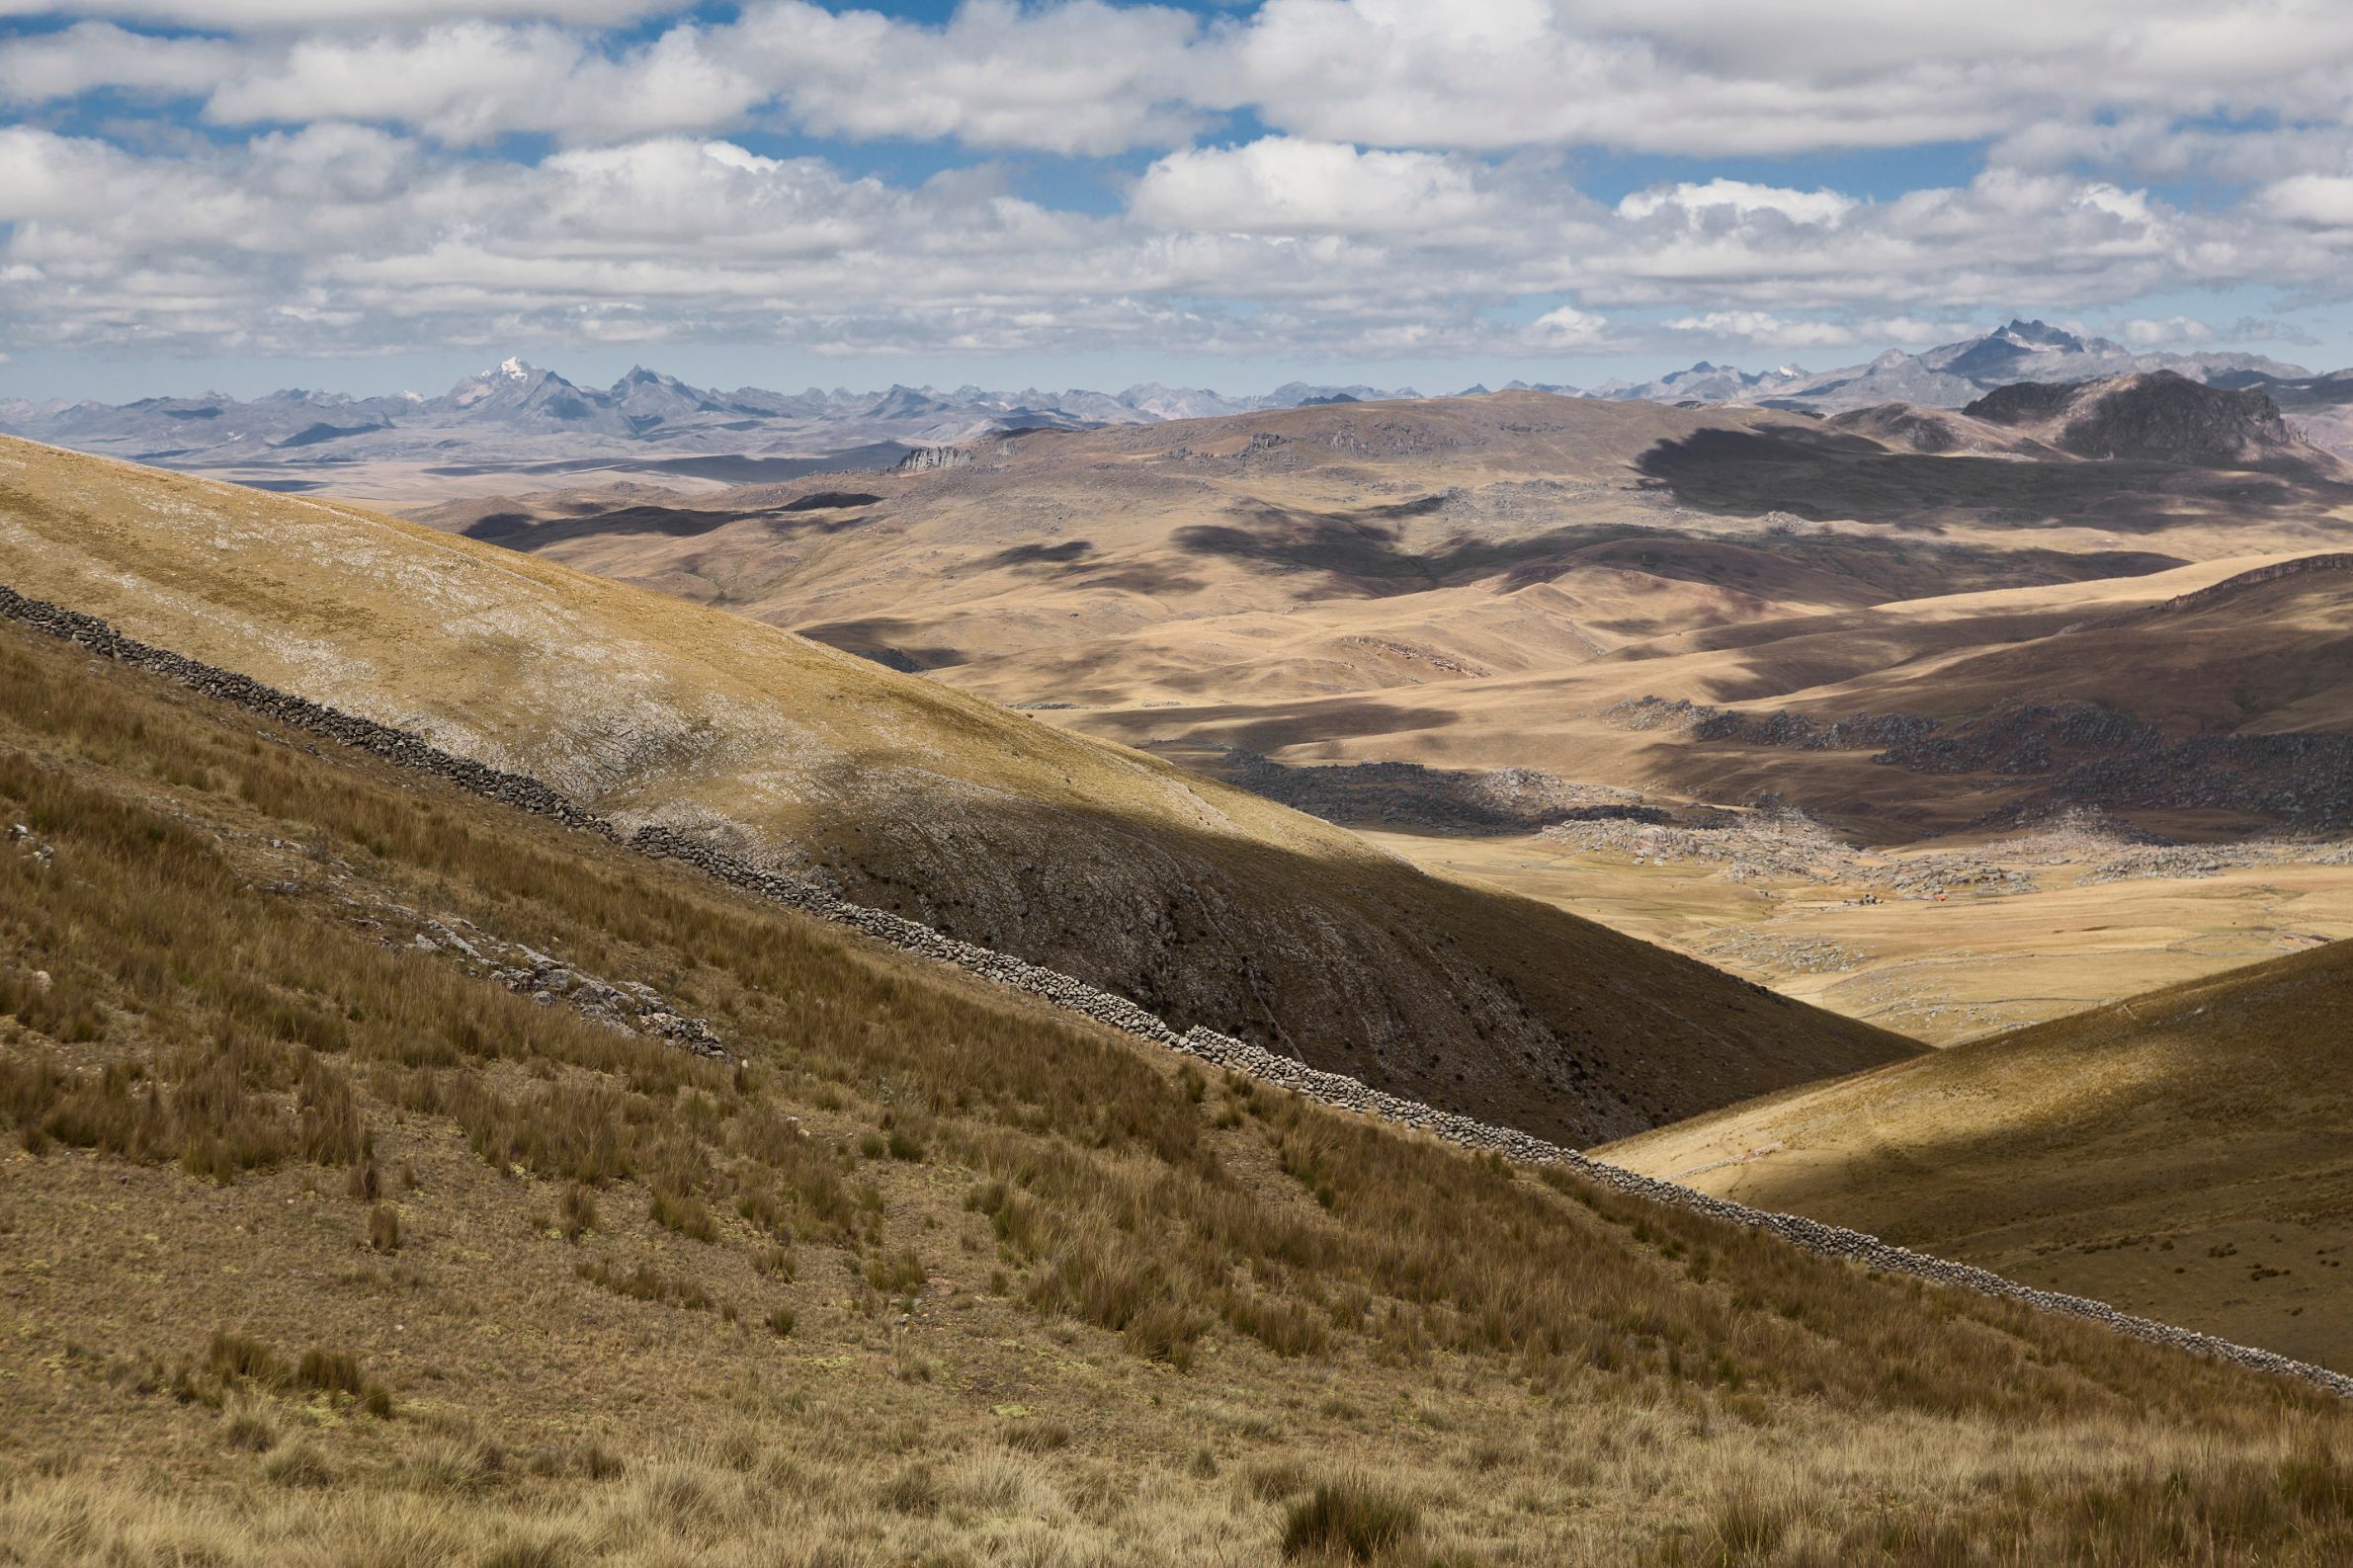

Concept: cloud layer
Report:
left=2, top=0, right=2351, bottom=369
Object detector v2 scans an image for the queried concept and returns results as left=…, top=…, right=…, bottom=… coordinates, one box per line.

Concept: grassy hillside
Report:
left=5, top=615, right=2353, bottom=1565
left=0, top=434, right=1916, bottom=1145
left=395, top=394, right=2353, bottom=1047
left=1600, top=941, right=2353, bottom=1370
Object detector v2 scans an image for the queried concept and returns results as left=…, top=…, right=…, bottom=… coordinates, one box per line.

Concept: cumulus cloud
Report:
left=1663, top=311, right=1856, bottom=349
left=1215, top=0, right=2353, bottom=158
left=1133, top=138, right=1492, bottom=234
left=201, top=24, right=602, bottom=140
left=0, top=113, right=2329, bottom=370
left=0, top=22, right=236, bottom=102
left=2117, top=314, right=2218, bottom=346
left=6, top=2, right=2353, bottom=369
left=1618, top=180, right=1856, bottom=226
left=2263, top=175, right=2353, bottom=228
left=729, top=0, right=1210, bottom=156
left=17, top=0, right=2353, bottom=171
left=0, top=0, right=671, bottom=23
left=1531, top=304, right=1608, bottom=346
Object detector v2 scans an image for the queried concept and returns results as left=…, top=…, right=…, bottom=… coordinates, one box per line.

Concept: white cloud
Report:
left=730, top=0, right=1209, bottom=156
left=1618, top=180, right=1856, bottom=226
left=2263, top=175, right=2353, bottom=228
left=0, top=22, right=236, bottom=102
left=6, top=4, right=2353, bottom=371
left=2117, top=314, right=2217, bottom=346
left=1531, top=304, right=1607, bottom=345
left=1133, top=138, right=1491, bottom=234
left=202, top=24, right=597, bottom=140
left=0, top=0, right=670, bottom=24
left=19, top=0, right=2353, bottom=170
left=0, top=118, right=2324, bottom=371
left=1663, top=310, right=1856, bottom=348
left=1216, top=0, right=2353, bottom=158
left=1859, top=315, right=1975, bottom=345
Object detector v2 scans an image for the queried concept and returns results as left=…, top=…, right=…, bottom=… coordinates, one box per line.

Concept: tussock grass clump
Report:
left=260, top=1441, right=333, bottom=1489
left=865, top=1248, right=926, bottom=1297
left=1281, top=1475, right=1422, bottom=1562
left=648, top=1186, right=717, bottom=1243
left=208, top=1331, right=285, bottom=1387
left=574, top=1257, right=715, bottom=1313
left=404, top=1434, right=506, bottom=1495
left=1002, top=1417, right=1072, bottom=1453
left=558, top=1185, right=597, bottom=1242
left=368, top=1202, right=402, bottom=1254
left=876, top=1462, right=941, bottom=1517
left=219, top=1400, right=281, bottom=1453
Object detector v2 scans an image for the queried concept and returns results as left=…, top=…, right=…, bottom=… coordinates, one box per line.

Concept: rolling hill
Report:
left=0, top=433, right=1917, bottom=1145
left=397, top=386, right=2353, bottom=1039
left=4, top=604, right=2352, bottom=1565
left=1599, top=939, right=2353, bottom=1370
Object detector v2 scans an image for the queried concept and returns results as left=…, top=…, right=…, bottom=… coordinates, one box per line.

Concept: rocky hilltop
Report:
left=1964, top=371, right=2303, bottom=466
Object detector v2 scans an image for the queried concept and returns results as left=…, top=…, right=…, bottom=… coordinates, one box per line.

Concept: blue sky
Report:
left=2, top=1, right=2351, bottom=402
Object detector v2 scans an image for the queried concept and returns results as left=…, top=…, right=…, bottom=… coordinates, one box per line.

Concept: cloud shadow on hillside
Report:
left=1633, top=424, right=2353, bottom=529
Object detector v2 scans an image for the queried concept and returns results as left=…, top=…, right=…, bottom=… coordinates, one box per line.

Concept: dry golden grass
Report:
left=3, top=594, right=2353, bottom=1564
left=1602, top=940, right=2353, bottom=1370
left=1362, top=824, right=2353, bottom=1046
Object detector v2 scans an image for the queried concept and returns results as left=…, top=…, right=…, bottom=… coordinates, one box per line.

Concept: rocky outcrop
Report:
left=1965, top=371, right=2299, bottom=465
left=2133, top=552, right=2353, bottom=618
left=5, top=580, right=2347, bottom=1401
left=891, top=445, right=972, bottom=473
left=1213, top=745, right=1663, bottom=832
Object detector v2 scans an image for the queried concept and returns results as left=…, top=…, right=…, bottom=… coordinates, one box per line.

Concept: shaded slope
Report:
left=0, top=435, right=1914, bottom=1143
left=5, top=614, right=2353, bottom=1565
left=1963, top=371, right=2313, bottom=467
left=1600, top=940, right=2353, bottom=1369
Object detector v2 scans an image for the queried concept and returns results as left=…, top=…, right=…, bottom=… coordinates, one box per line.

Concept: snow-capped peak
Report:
left=499, top=356, right=533, bottom=381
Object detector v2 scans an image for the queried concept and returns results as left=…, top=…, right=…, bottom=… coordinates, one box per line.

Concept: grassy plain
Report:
left=1368, top=828, right=2353, bottom=1045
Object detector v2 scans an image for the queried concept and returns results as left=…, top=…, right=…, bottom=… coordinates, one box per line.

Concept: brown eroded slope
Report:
left=1599, top=940, right=2353, bottom=1369
left=0, top=434, right=1917, bottom=1143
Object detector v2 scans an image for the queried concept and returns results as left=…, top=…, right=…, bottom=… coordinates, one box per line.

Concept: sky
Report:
left=5, top=0, right=2353, bottom=401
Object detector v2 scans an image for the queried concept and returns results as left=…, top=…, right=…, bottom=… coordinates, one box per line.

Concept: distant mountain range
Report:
left=1570, top=320, right=2315, bottom=413
left=0, top=358, right=1420, bottom=488
left=0, top=322, right=2339, bottom=490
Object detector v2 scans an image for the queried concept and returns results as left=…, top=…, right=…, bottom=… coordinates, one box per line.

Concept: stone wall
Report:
left=4, top=580, right=2347, bottom=1401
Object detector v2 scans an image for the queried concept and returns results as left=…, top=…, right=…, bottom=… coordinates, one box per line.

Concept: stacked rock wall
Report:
left=3, top=581, right=2346, bottom=1400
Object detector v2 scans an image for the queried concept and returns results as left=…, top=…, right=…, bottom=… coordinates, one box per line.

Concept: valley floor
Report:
left=1358, top=824, right=2353, bottom=1045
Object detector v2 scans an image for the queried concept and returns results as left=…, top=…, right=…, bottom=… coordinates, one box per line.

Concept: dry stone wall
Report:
left=3, top=581, right=2347, bottom=1401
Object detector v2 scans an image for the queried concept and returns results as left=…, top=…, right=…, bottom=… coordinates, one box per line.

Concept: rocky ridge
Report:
left=3, top=581, right=2347, bottom=1400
